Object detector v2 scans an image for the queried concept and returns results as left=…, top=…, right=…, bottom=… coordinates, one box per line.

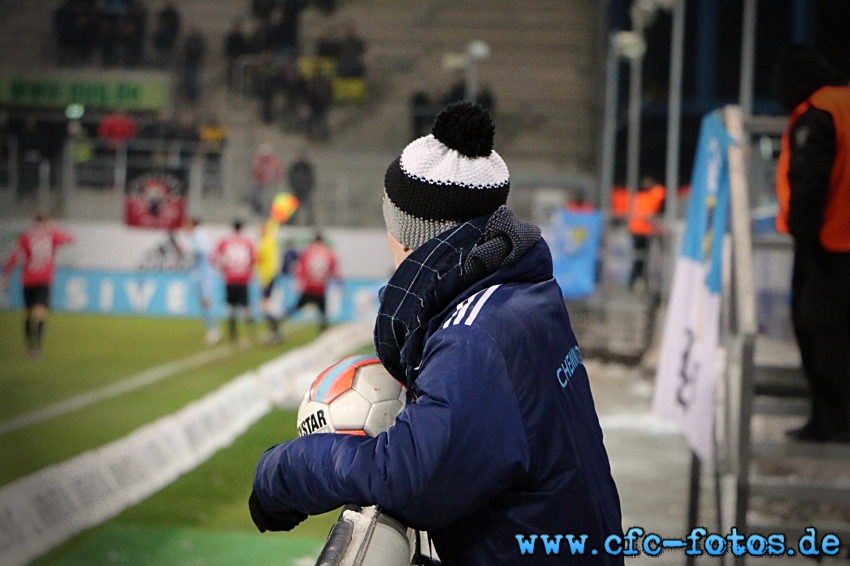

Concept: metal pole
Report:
left=739, top=0, right=758, bottom=120
left=115, top=142, right=127, bottom=194
left=464, top=60, right=479, bottom=103
left=724, top=106, right=758, bottom=566
left=625, top=16, right=645, bottom=208
left=685, top=451, right=701, bottom=566
left=9, top=136, right=18, bottom=195
left=38, top=159, right=51, bottom=213
left=599, top=33, right=620, bottom=216
left=662, top=0, right=686, bottom=298
left=61, top=137, right=75, bottom=217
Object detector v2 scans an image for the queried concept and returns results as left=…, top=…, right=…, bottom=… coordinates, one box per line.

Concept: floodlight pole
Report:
left=739, top=0, right=758, bottom=121
left=625, top=13, right=645, bottom=207
left=599, top=33, right=621, bottom=216
left=662, top=0, right=685, bottom=299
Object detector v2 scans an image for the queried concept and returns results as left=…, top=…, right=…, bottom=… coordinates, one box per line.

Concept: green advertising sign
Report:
left=0, top=73, right=170, bottom=111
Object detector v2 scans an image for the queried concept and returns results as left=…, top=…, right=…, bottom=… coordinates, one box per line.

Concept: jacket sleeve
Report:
left=253, top=326, right=530, bottom=530
left=787, top=107, right=836, bottom=246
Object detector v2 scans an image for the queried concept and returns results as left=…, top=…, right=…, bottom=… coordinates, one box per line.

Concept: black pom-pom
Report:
left=431, top=102, right=494, bottom=158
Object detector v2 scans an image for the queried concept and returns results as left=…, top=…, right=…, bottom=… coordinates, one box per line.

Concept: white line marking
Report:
left=0, top=346, right=235, bottom=435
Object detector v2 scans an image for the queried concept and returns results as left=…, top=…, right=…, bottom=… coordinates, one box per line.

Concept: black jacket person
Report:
left=772, top=45, right=850, bottom=442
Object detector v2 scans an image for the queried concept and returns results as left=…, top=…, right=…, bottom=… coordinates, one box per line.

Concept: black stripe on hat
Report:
left=384, top=157, right=510, bottom=223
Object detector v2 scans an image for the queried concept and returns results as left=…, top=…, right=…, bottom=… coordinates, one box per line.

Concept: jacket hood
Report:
left=771, top=45, right=844, bottom=112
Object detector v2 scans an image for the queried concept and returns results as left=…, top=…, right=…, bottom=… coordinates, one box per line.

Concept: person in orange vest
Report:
left=772, top=45, right=850, bottom=443
left=566, top=191, right=595, bottom=213
left=610, top=185, right=630, bottom=220
left=628, top=176, right=665, bottom=291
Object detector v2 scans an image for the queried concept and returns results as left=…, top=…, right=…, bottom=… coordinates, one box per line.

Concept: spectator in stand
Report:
left=1, top=212, right=74, bottom=359
left=254, top=50, right=279, bottom=124
left=410, top=91, right=433, bottom=139
left=140, top=109, right=177, bottom=140
left=98, top=110, right=138, bottom=149
left=305, top=66, right=333, bottom=141
left=199, top=116, right=228, bottom=151
left=214, top=220, right=257, bottom=343
left=224, top=17, right=251, bottom=91
left=315, top=25, right=341, bottom=59
left=282, top=232, right=339, bottom=332
left=280, top=57, right=306, bottom=123
left=252, top=0, right=276, bottom=25
left=182, top=26, right=206, bottom=102
left=249, top=143, right=282, bottom=215
left=100, top=11, right=121, bottom=67
left=252, top=19, right=273, bottom=54
left=274, top=0, right=309, bottom=59
left=287, top=151, right=315, bottom=226
left=123, top=1, right=148, bottom=67
left=336, top=23, right=366, bottom=78
left=139, top=110, right=176, bottom=165
left=153, top=1, right=181, bottom=68
left=18, top=118, right=47, bottom=193
left=53, top=1, right=76, bottom=66
left=175, top=111, right=200, bottom=142
left=70, top=8, right=100, bottom=66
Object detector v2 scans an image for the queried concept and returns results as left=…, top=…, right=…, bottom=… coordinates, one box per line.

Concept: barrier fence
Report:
left=0, top=135, right=224, bottom=199
left=0, top=323, right=374, bottom=566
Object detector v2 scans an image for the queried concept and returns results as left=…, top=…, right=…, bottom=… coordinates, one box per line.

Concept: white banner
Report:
left=653, top=112, right=734, bottom=461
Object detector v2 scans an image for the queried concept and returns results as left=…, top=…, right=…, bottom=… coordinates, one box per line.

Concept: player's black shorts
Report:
left=225, top=284, right=249, bottom=307
left=23, top=285, right=50, bottom=308
left=296, top=292, right=326, bottom=313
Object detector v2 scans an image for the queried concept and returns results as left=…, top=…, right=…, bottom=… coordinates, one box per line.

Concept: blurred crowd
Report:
left=49, top=0, right=367, bottom=140
left=53, top=0, right=183, bottom=69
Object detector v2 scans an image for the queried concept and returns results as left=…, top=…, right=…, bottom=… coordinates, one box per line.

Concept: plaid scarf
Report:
left=374, top=206, right=541, bottom=388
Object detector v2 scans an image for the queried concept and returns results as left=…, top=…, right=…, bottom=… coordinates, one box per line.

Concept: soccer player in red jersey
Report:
left=213, top=220, right=257, bottom=343
left=1, top=212, right=74, bottom=358
left=284, top=232, right=340, bottom=332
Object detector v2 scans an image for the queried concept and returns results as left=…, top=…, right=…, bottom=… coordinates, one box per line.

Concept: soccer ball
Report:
left=297, top=355, right=406, bottom=437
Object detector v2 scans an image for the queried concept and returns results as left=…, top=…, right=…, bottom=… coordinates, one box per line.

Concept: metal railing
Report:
left=0, top=135, right=225, bottom=205
left=315, top=505, right=417, bottom=566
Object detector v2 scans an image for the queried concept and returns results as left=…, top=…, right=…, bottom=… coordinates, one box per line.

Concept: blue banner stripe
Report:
left=313, top=355, right=376, bottom=403
left=0, top=269, right=387, bottom=323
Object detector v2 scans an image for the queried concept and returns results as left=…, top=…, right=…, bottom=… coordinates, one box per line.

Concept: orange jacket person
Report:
left=772, top=45, right=850, bottom=443
left=628, top=177, right=665, bottom=290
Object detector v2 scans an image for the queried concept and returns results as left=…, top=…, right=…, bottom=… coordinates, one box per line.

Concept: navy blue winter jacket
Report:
left=254, top=239, right=623, bottom=564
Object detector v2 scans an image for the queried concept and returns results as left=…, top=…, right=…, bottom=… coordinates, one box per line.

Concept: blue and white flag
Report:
left=550, top=209, right=602, bottom=299
left=653, top=112, right=734, bottom=461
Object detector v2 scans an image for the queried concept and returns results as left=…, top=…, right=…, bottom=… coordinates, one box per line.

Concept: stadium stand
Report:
left=0, top=0, right=603, bottom=229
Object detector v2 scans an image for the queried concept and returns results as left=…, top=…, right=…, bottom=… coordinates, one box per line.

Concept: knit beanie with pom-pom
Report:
left=383, top=102, right=510, bottom=249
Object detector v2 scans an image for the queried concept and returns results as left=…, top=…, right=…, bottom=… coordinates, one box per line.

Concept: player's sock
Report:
left=228, top=316, right=237, bottom=342
left=266, top=315, right=279, bottom=335
left=35, top=321, right=45, bottom=349
left=24, top=318, right=34, bottom=348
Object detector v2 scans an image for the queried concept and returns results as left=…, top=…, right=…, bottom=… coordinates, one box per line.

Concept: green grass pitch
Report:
left=0, top=311, right=370, bottom=565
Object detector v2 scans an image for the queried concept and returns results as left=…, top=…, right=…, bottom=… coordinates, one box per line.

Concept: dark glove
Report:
left=249, top=489, right=307, bottom=533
